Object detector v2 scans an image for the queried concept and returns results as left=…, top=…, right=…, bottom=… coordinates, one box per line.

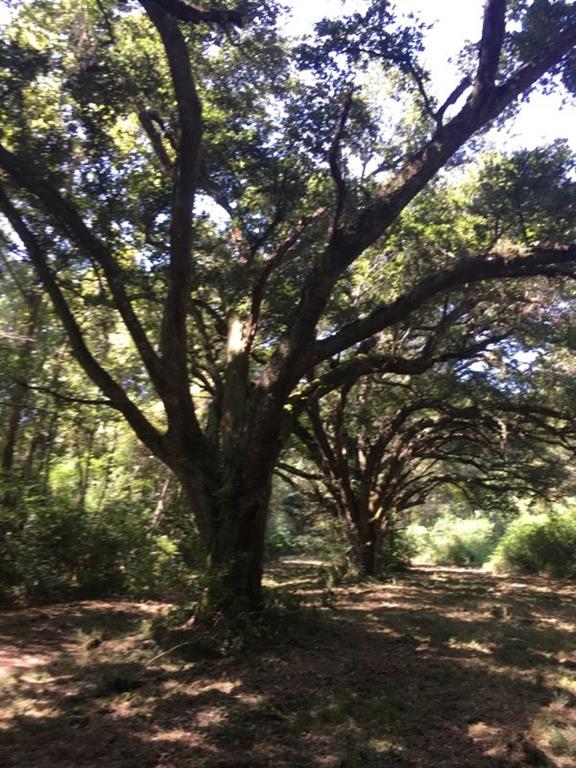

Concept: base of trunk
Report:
left=195, top=553, right=264, bottom=624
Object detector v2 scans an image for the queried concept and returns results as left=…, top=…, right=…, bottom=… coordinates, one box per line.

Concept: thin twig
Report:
left=146, top=640, right=198, bottom=666
left=405, top=60, right=437, bottom=125
left=15, top=378, right=115, bottom=408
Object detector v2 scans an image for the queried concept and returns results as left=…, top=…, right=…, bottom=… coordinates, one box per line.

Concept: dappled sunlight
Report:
left=0, top=566, right=574, bottom=767
left=468, top=721, right=506, bottom=756
left=0, top=651, right=54, bottom=678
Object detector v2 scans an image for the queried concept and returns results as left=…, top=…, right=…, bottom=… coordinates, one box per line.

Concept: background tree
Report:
left=293, top=356, right=576, bottom=576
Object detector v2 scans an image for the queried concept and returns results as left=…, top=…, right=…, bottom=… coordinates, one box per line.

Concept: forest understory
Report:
left=1, top=562, right=575, bottom=768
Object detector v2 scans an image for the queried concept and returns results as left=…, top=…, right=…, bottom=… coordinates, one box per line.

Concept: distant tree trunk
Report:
left=37, top=409, right=60, bottom=498
left=1, top=290, right=43, bottom=507
left=77, top=426, right=96, bottom=511
left=97, top=425, right=119, bottom=512
left=151, top=475, right=172, bottom=527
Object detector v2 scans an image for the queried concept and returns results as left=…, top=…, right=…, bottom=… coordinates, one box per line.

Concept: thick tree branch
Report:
left=0, top=187, right=168, bottom=461
left=314, top=245, right=576, bottom=362
left=276, top=461, right=322, bottom=481
left=273, top=468, right=301, bottom=490
left=137, top=108, right=175, bottom=176
left=470, top=0, right=507, bottom=105
left=298, top=332, right=507, bottom=405
left=435, top=75, right=472, bottom=125
left=142, top=1, right=207, bottom=448
left=141, top=0, right=244, bottom=27
left=342, top=15, right=576, bottom=260
left=262, top=12, right=576, bottom=395
left=143, top=2, right=201, bottom=351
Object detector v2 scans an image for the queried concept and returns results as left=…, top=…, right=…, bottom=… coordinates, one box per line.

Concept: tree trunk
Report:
left=176, top=388, right=284, bottom=619
left=189, top=465, right=273, bottom=618
left=359, top=520, right=379, bottom=578
left=210, top=494, right=269, bottom=610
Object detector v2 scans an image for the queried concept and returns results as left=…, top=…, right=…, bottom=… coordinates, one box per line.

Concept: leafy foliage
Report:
left=0, top=489, right=195, bottom=604
left=491, top=507, right=576, bottom=577
left=408, top=514, right=497, bottom=567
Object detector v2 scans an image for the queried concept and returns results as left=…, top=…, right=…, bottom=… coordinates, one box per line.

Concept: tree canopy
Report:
left=1, top=0, right=576, bottom=612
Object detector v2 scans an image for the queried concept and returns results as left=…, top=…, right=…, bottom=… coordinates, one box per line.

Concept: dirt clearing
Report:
left=0, top=565, right=575, bottom=767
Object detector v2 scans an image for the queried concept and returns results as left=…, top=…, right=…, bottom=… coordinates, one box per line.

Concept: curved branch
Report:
left=137, top=108, right=175, bottom=176
left=142, top=1, right=208, bottom=447
left=314, top=245, right=576, bottom=363
left=298, top=331, right=508, bottom=405
left=435, top=76, right=472, bottom=124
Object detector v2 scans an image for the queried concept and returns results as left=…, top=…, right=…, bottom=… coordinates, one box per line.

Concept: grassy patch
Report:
left=532, top=692, right=576, bottom=765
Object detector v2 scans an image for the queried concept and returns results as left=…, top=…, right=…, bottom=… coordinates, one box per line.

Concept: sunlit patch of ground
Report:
left=0, top=566, right=574, bottom=767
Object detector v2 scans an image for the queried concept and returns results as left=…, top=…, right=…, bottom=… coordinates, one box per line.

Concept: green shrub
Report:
left=0, top=493, right=195, bottom=604
left=491, top=510, right=576, bottom=578
left=265, top=507, right=298, bottom=558
left=407, top=514, right=496, bottom=567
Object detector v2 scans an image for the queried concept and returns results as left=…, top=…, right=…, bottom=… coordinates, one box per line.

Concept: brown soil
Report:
left=0, top=564, right=575, bottom=768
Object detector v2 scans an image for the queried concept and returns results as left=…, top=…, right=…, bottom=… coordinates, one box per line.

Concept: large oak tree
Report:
left=1, top=0, right=576, bottom=612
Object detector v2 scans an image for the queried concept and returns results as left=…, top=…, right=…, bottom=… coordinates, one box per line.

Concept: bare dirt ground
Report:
left=0, top=564, right=575, bottom=768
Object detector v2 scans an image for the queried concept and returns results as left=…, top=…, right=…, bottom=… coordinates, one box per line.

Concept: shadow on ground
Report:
left=0, top=567, right=575, bottom=767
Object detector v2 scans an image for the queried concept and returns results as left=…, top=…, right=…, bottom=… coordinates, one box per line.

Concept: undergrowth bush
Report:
left=0, top=493, right=195, bottom=605
left=490, top=509, right=576, bottom=578
left=378, top=525, right=416, bottom=575
left=407, top=514, right=496, bottom=567
left=265, top=499, right=353, bottom=571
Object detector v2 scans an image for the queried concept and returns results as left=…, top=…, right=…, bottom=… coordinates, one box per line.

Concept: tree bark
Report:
left=195, top=450, right=278, bottom=616
left=361, top=522, right=378, bottom=578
